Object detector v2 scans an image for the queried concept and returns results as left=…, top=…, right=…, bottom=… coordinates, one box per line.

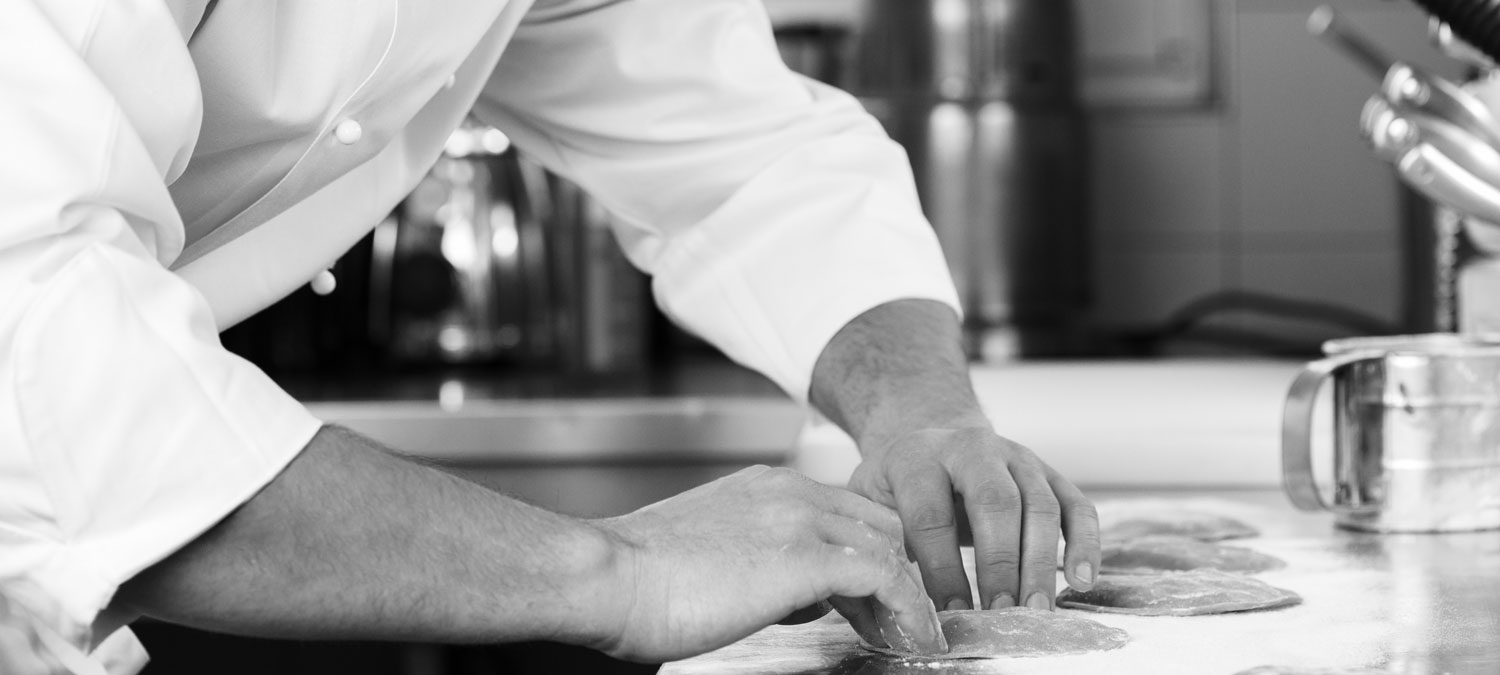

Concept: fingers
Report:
left=752, top=466, right=904, bottom=545
left=1012, top=462, right=1063, bottom=610
left=777, top=600, right=834, bottom=626
left=806, top=545, right=946, bottom=656
left=811, top=487, right=905, bottom=544
left=809, top=511, right=931, bottom=651
left=952, top=464, right=1023, bottom=610
left=814, top=513, right=903, bottom=559
left=1050, top=471, right=1101, bottom=591
left=790, top=479, right=943, bottom=653
left=827, top=596, right=883, bottom=646
left=748, top=466, right=931, bottom=650
left=890, top=465, right=972, bottom=611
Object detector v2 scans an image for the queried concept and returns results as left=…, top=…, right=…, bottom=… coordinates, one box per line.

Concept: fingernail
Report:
left=1026, top=592, right=1051, bottom=611
left=928, top=599, right=949, bottom=653
left=989, top=593, right=1015, bottom=609
left=1076, top=562, right=1095, bottom=585
left=944, top=597, right=970, bottom=612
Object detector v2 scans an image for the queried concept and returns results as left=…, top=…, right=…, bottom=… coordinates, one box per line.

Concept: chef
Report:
left=0, top=0, right=1101, bottom=671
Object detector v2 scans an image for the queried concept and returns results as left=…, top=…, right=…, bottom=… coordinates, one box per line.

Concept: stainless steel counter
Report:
left=663, top=490, right=1500, bottom=675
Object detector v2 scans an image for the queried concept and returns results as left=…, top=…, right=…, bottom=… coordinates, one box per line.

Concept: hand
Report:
left=807, top=300, right=1100, bottom=615
left=848, top=425, right=1100, bottom=613
left=0, top=586, right=68, bottom=675
left=592, top=465, right=945, bottom=663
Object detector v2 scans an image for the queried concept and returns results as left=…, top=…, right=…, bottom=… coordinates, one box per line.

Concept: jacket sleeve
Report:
left=473, top=0, right=962, bottom=402
left=0, top=0, right=322, bottom=633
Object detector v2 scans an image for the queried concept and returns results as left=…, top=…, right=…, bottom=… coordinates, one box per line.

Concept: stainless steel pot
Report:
left=1283, top=333, right=1500, bottom=532
left=369, top=120, right=650, bottom=372
left=849, top=0, right=1089, bottom=358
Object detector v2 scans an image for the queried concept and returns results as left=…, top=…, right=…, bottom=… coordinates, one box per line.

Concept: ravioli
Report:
left=1100, top=536, right=1286, bottom=574
left=864, top=608, right=1129, bottom=659
left=1056, top=570, right=1301, bottom=616
left=1102, top=512, right=1259, bottom=542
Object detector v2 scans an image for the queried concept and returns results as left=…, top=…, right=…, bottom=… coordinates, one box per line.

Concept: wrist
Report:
left=853, top=389, right=991, bottom=456
left=809, top=299, right=988, bottom=453
left=568, top=516, right=649, bottom=657
left=539, top=518, right=636, bottom=653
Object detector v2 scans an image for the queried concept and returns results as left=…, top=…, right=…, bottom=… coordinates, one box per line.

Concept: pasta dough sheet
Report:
left=864, top=608, right=1129, bottom=660
left=1101, top=536, right=1286, bottom=574
left=1057, top=570, right=1301, bottom=616
left=1103, top=512, right=1259, bottom=542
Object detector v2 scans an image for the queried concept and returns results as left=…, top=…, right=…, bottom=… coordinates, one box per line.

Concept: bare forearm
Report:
left=810, top=299, right=987, bottom=449
left=116, top=425, right=619, bottom=649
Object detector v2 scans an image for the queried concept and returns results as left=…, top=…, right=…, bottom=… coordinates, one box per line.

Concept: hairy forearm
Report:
left=810, top=299, right=987, bottom=450
left=115, top=425, right=620, bottom=649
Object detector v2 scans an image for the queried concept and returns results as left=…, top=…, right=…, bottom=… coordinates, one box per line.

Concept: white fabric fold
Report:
left=476, top=0, right=961, bottom=399
left=0, top=1, right=959, bottom=671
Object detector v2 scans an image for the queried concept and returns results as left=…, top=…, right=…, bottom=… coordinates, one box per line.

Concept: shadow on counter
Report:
left=133, top=623, right=660, bottom=675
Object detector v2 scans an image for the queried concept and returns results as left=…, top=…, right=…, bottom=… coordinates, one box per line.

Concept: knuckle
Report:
left=976, top=551, right=1022, bottom=574
left=859, top=521, right=901, bottom=548
left=867, top=500, right=903, bottom=525
left=1022, top=492, right=1062, bottom=519
left=967, top=480, right=1022, bottom=513
left=739, top=464, right=774, bottom=480
left=879, top=555, right=907, bottom=582
left=905, top=505, right=957, bottom=534
left=759, top=499, right=808, bottom=528
left=762, top=466, right=798, bottom=483
left=1068, top=504, right=1104, bottom=531
left=767, top=467, right=817, bottom=491
left=920, top=557, right=967, bottom=579
left=1024, top=541, right=1060, bottom=566
left=1068, top=501, right=1101, bottom=524
left=842, top=550, right=884, bottom=584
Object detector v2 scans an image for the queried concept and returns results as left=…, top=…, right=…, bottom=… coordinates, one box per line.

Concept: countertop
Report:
left=296, top=358, right=1306, bottom=489
left=793, top=360, right=1304, bottom=489
left=663, top=490, right=1500, bottom=675
left=281, top=359, right=1500, bottom=672
left=279, top=359, right=784, bottom=404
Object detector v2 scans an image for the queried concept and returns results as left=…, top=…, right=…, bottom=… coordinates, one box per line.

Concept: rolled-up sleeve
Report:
left=474, top=0, right=961, bottom=401
left=0, top=0, right=322, bottom=633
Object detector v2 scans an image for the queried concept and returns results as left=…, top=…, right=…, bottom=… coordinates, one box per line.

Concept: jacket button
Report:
left=445, top=74, right=457, bottom=89
left=310, top=270, right=337, bottom=295
left=334, top=119, right=363, bottom=145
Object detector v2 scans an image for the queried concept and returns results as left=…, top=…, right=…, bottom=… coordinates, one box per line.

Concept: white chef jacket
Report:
left=0, top=0, right=960, bottom=671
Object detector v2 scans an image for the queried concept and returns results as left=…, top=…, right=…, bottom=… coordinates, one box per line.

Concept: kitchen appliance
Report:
left=1311, top=5, right=1500, bottom=333
left=1283, top=333, right=1500, bottom=532
left=848, top=0, right=1089, bottom=359
left=369, top=119, right=651, bottom=373
left=372, top=122, right=538, bottom=365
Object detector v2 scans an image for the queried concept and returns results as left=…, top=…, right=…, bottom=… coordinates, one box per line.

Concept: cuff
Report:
left=11, top=243, right=322, bottom=628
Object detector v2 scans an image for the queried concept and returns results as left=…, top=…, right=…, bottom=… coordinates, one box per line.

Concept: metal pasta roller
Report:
left=1311, top=6, right=1500, bottom=250
left=1310, top=4, right=1500, bottom=332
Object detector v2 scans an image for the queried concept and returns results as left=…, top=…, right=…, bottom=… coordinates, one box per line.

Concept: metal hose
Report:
left=1411, top=0, right=1500, bottom=61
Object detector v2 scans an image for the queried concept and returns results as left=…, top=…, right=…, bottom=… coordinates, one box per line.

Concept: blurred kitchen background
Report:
left=219, top=0, right=1466, bottom=396
left=141, top=0, right=1481, bottom=673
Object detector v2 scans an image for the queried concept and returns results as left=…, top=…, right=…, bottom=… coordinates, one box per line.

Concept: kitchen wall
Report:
left=770, top=0, right=1468, bottom=346
left=1086, top=0, right=1462, bottom=335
